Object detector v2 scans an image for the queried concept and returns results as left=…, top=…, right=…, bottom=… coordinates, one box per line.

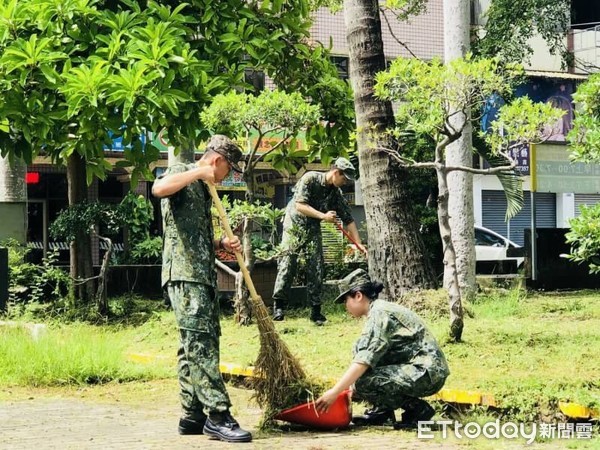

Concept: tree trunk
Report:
left=344, top=0, right=436, bottom=298
left=95, top=235, right=112, bottom=315
left=443, top=0, right=476, bottom=301
left=235, top=215, right=254, bottom=325
left=67, top=152, right=95, bottom=304
left=0, top=155, right=27, bottom=243
left=436, top=144, right=464, bottom=342
left=168, top=139, right=196, bottom=165
left=235, top=166, right=257, bottom=326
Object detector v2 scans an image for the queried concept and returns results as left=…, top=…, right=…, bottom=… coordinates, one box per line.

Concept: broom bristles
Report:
left=247, top=295, right=310, bottom=416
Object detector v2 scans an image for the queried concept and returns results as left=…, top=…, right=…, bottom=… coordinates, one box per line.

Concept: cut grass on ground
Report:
left=1, top=289, right=599, bottom=423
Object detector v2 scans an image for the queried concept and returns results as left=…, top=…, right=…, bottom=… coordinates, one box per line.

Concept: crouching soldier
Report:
left=315, top=269, right=450, bottom=428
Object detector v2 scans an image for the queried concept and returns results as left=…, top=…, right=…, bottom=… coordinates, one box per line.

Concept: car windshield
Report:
left=475, top=228, right=505, bottom=247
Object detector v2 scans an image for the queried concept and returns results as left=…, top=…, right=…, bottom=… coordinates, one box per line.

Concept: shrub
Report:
left=1, top=239, right=71, bottom=307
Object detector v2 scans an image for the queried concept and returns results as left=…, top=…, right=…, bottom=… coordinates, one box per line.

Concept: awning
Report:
left=525, top=70, right=589, bottom=80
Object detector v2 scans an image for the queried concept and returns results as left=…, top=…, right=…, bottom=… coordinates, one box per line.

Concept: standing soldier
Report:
left=152, top=135, right=252, bottom=443
left=272, top=157, right=364, bottom=325
left=315, top=269, right=450, bottom=429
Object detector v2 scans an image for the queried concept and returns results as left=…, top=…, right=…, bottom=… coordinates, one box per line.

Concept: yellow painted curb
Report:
left=430, top=388, right=496, bottom=407
left=128, top=356, right=597, bottom=420
left=219, top=363, right=255, bottom=378
left=127, top=352, right=165, bottom=364
left=559, top=402, right=600, bottom=420
left=219, top=363, right=498, bottom=408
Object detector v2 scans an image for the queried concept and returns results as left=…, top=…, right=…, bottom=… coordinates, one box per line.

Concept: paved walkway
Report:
left=0, top=382, right=581, bottom=449
left=0, top=383, right=445, bottom=450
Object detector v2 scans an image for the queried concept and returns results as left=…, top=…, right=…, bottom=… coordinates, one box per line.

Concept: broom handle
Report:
left=335, top=221, right=368, bottom=257
left=207, top=183, right=260, bottom=300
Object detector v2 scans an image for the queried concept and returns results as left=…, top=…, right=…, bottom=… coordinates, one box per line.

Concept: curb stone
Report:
left=127, top=353, right=599, bottom=421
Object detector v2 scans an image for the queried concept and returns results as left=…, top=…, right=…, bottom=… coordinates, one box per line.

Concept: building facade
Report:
left=472, top=0, right=600, bottom=245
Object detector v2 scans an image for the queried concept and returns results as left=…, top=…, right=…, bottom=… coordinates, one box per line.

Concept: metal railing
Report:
left=27, top=241, right=125, bottom=251
left=571, top=22, right=600, bottom=52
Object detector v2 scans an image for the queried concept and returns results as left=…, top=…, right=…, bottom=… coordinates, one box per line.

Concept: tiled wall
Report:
left=264, top=2, right=444, bottom=90
left=311, top=1, right=444, bottom=60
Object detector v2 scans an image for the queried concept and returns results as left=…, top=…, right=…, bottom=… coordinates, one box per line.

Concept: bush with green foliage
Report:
left=50, top=193, right=162, bottom=265
left=1, top=239, right=71, bottom=306
left=50, top=202, right=122, bottom=243
left=218, top=195, right=285, bottom=261
left=565, top=204, right=600, bottom=273
left=119, top=193, right=162, bottom=264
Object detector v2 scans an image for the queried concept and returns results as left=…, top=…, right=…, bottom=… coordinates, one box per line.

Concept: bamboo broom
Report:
left=207, top=183, right=309, bottom=418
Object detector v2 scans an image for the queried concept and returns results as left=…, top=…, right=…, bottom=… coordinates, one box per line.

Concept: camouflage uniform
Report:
left=160, top=163, right=231, bottom=416
left=351, top=299, right=450, bottom=409
left=273, top=171, right=354, bottom=308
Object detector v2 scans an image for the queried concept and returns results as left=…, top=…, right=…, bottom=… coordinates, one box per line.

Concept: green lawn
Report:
left=1, top=288, right=599, bottom=423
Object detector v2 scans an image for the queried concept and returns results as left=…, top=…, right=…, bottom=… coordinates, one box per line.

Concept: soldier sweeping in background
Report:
left=315, top=269, right=450, bottom=429
left=152, top=135, right=252, bottom=443
left=272, top=158, right=365, bottom=325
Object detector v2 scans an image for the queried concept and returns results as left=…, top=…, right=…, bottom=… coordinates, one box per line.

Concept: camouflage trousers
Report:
left=167, top=281, right=231, bottom=416
left=272, top=227, right=324, bottom=308
left=353, top=364, right=447, bottom=410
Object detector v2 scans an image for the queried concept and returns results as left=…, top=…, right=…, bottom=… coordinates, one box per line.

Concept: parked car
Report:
left=475, top=226, right=525, bottom=274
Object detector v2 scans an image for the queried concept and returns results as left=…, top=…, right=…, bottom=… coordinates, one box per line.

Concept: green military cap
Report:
left=334, top=268, right=372, bottom=303
left=207, top=134, right=243, bottom=173
left=334, top=157, right=357, bottom=180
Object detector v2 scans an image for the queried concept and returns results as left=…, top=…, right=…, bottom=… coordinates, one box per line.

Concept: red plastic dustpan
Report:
left=274, top=390, right=352, bottom=430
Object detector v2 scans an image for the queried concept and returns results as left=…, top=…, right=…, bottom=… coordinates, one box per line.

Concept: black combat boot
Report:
left=272, top=302, right=284, bottom=321
left=352, top=407, right=396, bottom=426
left=393, top=398, right=435, bottom=430
left=310, top=305, right=327, bottom=325
left=203, top=411, right=252, bottom=443
left=178, top=411, right=207, bottom=435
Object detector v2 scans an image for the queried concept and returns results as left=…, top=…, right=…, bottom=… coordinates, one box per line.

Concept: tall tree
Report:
left=564, top=73, right=600, bottom=269
left=375, top=56, right=563, bottom=340
left=0, top=0, right=344, bottom=305
left=443, top=0, right=475, bottom=301
left=0, top=155, right=27, bottom=242
left=343, top=0, right=436, bottom=298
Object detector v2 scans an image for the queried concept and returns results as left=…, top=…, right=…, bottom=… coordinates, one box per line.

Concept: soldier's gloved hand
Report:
left=322, top=211, right=337, bottom=223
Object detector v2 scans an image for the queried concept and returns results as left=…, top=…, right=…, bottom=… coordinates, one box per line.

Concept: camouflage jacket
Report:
left=352, top=299, right=450, bottom=381
left=284, top=171, right=353, bottom=232
left=159, top=163, right=217, bottom=288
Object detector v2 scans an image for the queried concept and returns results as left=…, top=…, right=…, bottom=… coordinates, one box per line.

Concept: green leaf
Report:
left=219, top=33, right=240, bottom=43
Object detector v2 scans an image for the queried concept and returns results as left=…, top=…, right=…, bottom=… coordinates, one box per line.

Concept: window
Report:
left=331, top=56, right=349, bottom=80
left=98, top=176, right=123, bottom=201
left=470, top=0, right=484, bottom=26
left=571, top=0, right=600, bottom=28
left=244, top=68, right=265, bottom=95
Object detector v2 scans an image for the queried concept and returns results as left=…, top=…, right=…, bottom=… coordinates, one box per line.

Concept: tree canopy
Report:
left=568, top=73, right=600, bottom=163
left=0, top=0, right=353, bottom=185
left=473, top=0, right=571, bottom=65
left=201, top=89, right=321, bottom=174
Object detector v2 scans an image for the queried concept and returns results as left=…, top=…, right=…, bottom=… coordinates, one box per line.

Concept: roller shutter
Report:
left=482, top=190, right=556, bottom=245
left=574, top=194, right=600, bottom=217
